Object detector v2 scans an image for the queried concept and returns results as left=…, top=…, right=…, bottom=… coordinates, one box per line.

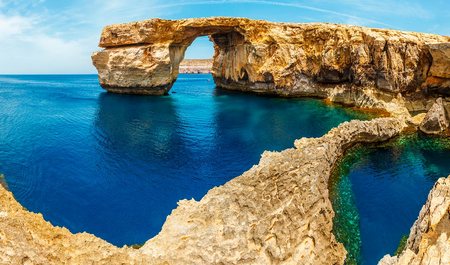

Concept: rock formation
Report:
left=1, top=117, right=412, bottom=264
left=419, top=97, right=449, bottom=134
left=378, top=177, right=450, bottom=265
left=426, top=43, right=450, bottom=94
left=1, top=17, right=449, bottom=264
left=92, top=18, right=450, bottom=106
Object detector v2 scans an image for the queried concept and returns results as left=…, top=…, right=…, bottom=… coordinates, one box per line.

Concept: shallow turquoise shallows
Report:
left=0, top=74, right=367, bottom=247
left=331, top=134, right=450, bottom=265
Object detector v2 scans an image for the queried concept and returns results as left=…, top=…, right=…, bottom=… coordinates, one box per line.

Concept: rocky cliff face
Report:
left=1, top=17, right=449, bottom=264
left=92, top=18, right=450, bottom=104
left=140, top=118, right=405, bottom=265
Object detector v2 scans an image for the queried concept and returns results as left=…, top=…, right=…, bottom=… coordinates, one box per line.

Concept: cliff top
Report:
left=98, top=17, right=450, bottom=48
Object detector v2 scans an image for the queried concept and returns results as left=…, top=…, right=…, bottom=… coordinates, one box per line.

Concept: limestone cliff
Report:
left=92, top=17, right=450, bottom=105
left=1, top=17, right=449, bottom=264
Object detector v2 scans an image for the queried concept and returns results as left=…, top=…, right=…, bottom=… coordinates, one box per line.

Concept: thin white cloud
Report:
left=226, top=0, right=393, bottom=27
left=0, top=0, right=164, bottom=73
left=0, top=14, right=34, bottom=39
left=0, top=10, right=91, bottom=73
left=137, top=0, right=393, bottom=27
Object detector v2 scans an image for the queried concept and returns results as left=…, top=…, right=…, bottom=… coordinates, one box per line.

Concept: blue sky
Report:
left=0, top=0, right=449, bottom=74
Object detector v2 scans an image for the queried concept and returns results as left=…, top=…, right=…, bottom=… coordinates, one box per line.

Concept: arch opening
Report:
left=176, top=36, right=214, bottom=75
left=168, top=30, right=251, bottom=93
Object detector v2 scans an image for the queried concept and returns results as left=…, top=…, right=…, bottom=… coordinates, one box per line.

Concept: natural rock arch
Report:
left=92, top=18, right=450, bottom=111
left=92, top=19, right=257, bottom=95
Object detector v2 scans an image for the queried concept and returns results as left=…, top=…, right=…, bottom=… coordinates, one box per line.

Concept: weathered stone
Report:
left=92, top=18, right=450, bottom=100
left=419, top=97, right=449, bottom=134
left=378, top=176, right=450, bottom=265
left=426, top=43, right=450, bottom=94
left=428, top=43, right=450, bottom=79
left=0, top=117, right=407, bottom=264
left=408, top=113, right=426, bottom=126
left=2, top=18, right=450, bottom=263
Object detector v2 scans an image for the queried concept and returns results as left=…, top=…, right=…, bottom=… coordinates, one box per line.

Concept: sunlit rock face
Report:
left=426, top=43, right=450, bottom=94
left=92, top=17, right=450, bottom=99
left=419, top=97, right=449, bottom=134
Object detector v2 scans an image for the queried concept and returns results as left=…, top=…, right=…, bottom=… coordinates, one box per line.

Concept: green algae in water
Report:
left=329, top=146, right=369, bottom=265
left=331, top=133, right=450, bottom=265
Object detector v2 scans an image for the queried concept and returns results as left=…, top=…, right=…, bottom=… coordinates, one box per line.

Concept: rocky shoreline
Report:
left=1, top=111, right=449, bottom=264
left=1, top=18, right=449, bottom=264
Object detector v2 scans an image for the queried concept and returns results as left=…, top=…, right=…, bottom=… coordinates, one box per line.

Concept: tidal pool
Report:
left=331, top=134, right=450, bottom=265
left=0, top=74, right=367, bottom=246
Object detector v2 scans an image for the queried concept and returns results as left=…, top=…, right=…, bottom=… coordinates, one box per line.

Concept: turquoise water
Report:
left=0, top=74, right=366, bottom=246
left=331, top=134, right=450, bottom=265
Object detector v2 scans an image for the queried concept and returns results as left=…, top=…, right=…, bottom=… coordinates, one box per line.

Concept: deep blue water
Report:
left=0, top=74, right=366, bottom=246
left=331, top=134, right=450, bottom=265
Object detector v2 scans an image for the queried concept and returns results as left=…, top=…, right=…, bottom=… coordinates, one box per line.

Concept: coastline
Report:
left=179, top=59, right=212, bottom=74
left=1, top=17, right=450, bottom=264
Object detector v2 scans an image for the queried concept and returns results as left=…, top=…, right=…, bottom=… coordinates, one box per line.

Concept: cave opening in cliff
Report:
left=178, top=36, right=214, bottom=74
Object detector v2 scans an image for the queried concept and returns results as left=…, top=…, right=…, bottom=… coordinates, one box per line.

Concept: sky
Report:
left=0, top=0, right=449, bottom=74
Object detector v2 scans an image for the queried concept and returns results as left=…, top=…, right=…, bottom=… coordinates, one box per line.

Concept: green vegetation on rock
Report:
left=395, top=235, right=408, bottom=256
left=329, top=146, right=369, bottom=265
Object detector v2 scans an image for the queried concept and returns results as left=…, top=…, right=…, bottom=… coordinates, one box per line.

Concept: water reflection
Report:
left=95, top=92, right=182, bottom=161
left=0, top=74, right=367, bottom=247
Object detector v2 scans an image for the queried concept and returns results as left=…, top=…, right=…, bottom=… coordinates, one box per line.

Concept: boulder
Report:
left=419, top=97, right=449, bottom=134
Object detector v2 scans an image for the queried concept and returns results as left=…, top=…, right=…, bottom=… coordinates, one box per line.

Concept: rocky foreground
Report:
left=1, top=113, right=449, bottom=264
left=0, top=18, right=449, bottom=264
left=0, top=117, right=402, bottom=264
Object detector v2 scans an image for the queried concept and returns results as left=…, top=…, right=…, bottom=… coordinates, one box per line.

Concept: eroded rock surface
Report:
left=419, top=97, right=449, bottom=134
left=378, top=177, right=450, bottom=265
left=0, top=117, right=408, bottom=264
left=92, top=18, right=450, bottom=103
left=141, top=118, right=405, bottom=264
left=426, top=43, right=450, bottom=94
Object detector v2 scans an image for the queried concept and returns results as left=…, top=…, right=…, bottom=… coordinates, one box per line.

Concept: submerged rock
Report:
left=419, top=97, right=449, bottom=134
left=378, top=177, right=450, bottom=265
